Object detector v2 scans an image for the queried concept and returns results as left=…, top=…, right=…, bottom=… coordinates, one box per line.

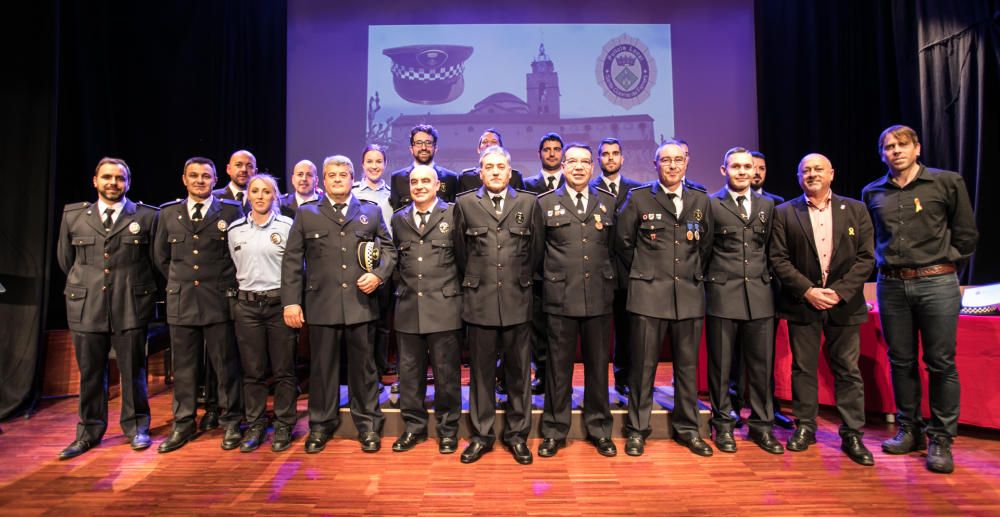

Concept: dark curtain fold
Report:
left=757, top=0, right=996, bottom=284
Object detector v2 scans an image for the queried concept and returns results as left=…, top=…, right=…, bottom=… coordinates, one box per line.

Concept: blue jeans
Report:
left=877, top=273, right=961, bottom=438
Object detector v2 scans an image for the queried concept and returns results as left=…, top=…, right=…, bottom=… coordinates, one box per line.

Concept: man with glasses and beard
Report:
left=388, top=124, right=459, bottom=210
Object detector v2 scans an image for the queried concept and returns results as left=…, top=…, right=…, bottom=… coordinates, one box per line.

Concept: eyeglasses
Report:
left=659, top=157, right=686, bottom=166
left=564, top=159, right=593, bottom=167
left=412, top=140, right=435, bottom=148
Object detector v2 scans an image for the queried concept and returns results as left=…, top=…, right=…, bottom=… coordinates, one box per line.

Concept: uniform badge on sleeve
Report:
left=129, top=222, right=141, bottom=234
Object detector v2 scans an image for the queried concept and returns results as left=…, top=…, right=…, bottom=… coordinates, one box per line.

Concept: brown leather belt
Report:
left=880, top=263, right=956, bottom=280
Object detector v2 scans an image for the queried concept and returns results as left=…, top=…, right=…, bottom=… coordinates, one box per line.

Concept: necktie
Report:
left=575, top=192, right=585, bottom=213
left=418, top=211, right=429, bottom=229
left=736, top=195, right=748, bottom=219
left=333, top=203, right=346, bottom=216
left=609, top=182, right=617, bottom=196
left=236, top=191, right=244, bottom=204
left=546, top=176, right=556, bottom=191
left=192, top=203, right=204, bottom=221
left=491, top=195, right=502, bottom=213
left=666, top=193, right=677, bottom=215
left=103, top=208, right=114, bottom=230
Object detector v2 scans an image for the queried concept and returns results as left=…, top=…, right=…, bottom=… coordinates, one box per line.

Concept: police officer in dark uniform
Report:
left=389, top=165, right=463, bottom=454
left=590, top=137, right=644, bottom=396
left=458, top=128, right=525, bottom=193
left=153, top=157, right=245, bottom=453
left=454, top=145, right=543, bottom=464
left=705, top=147, right=781, bottom=455
left=388, top=124, right=459, bottom=210
left=227, top=174, right=298, bottom=453
left=56, top=157, right=158, bottom=459
left=279, top=159, right=324, bottom=218
left=281, top=155, right=396, bottom=454
left=536, top=143, right=618, bottom=458
left=616, top=140, right=714, bottom=457
left=212, top=149, right=257, bottom=213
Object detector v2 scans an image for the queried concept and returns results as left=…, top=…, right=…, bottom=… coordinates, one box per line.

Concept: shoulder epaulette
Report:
left=64, top=201, right=91, bottom=212
left=456, top=189, right=477, bottom=198
left=514, top=188, right=537, bottom=196
left=393, top=204, right=409, bottom=213
left=685, top=183, right=707, bottom=193
left=159, top=198, right=184, bottom=209
left=537, top=189, right=556, bottom=198
left=135, top=201, right=159, bottom=211
left=220, top=198, right=242, bottom=207
left=228, top=217, right=249, bottom=230
left=460, top=167, right=477, bottom=174
left=273, top=214, right=294, bottom=226
left=627, top=184, right=648, bottom=193
left=359, top=198, right=378, bottom=206
left=594, top=186, right=614, bottom=197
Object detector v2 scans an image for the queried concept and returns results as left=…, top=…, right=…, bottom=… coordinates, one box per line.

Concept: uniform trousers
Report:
left=541, top=314, right=613, bottom=440
left=625, top=314, right=702, bottom=440
left=397, top=330, right=461, bottom=437
left=467, top=322, right=531, bottom=447
left=232, top=300, right=298, bottom=427
left=71, top=328, right=150, bottom=443
left=308, top=322, right=384, bottom=435
left=611, top=288, right=632, bottom=388
left=786, top=317, right=865, bottom=435
left=707, top=316, right=775, bottom=433
left=169, top=322, right=243, bottom=432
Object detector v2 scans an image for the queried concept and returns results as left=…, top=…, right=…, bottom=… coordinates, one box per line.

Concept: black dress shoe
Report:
left=625, top=435, right=645, bottom=457
left=271, top=425, right=293, bottom=452
left=926, top=435, right=954, bottom=474
left=882, top=426, right=926, bottom=454
left=714, top=430, right=737, bottom=453
left=360, top=431, right=381, bottom=453
left=786, top=428, right=817, bottom=452
left=304, top=431, right=330, bottom=454
left=510, top=442, right=533, bottom=464
left=221, top=426, right=243, bottom=450
left=676, top=435, right=714, bottom=457
left=240, top=423, right=266, bottom=453
left=591, top=437, right=617, bottom=457
left=199, top=411, right=220, bottom=432
left=460, top=441, right=492, bottom=463
left=130, top=432, right=152, bottom=451
left=439, top=436, right=458, bottom=454
left=774, top=410, right=795, bottom=430
left=841, top=434, right=874, bottom=466
left=748, top=429, right=784, bottom=454
left=530, top=377, right=545, bottom=395
left=158, top=429, right=195, bottom=454
left=392, top=432, right=427, bottom=452
left=59, top=439, right=94, bottom=460
left=537, top=438, right=565, bottom=458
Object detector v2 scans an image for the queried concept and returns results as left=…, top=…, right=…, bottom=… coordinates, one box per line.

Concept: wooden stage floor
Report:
left=1, top=366, right=999, bottom=515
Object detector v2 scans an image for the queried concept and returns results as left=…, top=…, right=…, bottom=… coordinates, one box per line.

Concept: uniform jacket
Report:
left=615, top=183, right=713, bottom=320
left=592, top=174, right=644, bottom=290
left=390, top=199, right=463, bottom=334
left=153, top=197, right=243, bottom=326
left=769, top=194, right=875, bottom=326
left=536, top=185, right=617, bottom=317
left=454, top=186, right=543, bottom=326
left=212, top=183, right=249, bottom=213
left=57, top=199, right=160, bottom=332
left=523, top=172, right=565, bottom=194
left=705, top=188, right=775, bottom=320
left=459, top=167, right=525, bottom=193
left=388, top=164, right=459, bottom=210
left=281, top=197, right=397, bottom=326
left=278, top=191, right=324, bottom=219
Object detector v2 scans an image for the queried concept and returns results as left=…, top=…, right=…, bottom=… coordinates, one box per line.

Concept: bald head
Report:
left=409, top=164, right=440, bottom=208
left=797, top=153, right=835, bottom=198
left=291, top=159, right=318, bottom=196
left=226, top=149, right=257, bottom=188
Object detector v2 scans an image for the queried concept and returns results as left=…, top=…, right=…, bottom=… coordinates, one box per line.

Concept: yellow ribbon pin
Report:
left=848, top=227, right=855, bottom=236
left=914, top=197, right=923, bottom=213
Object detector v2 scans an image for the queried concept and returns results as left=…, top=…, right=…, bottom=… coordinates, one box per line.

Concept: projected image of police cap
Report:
left=382, top=44, right=473, bottom=105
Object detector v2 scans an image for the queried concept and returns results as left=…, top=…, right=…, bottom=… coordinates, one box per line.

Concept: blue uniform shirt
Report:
left=227, top=212, right=294, bottom=291
left=352, top=180, right=393, bottom=236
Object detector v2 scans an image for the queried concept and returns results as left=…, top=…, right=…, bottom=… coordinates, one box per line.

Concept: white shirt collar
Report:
left=727, top=186, right=751, bottom=205
left=660, top=183, right=683, bottom=197
left=187, top=196, right=213, bottom=216
left=328, top=194, right=354, bottom=210
left=295, top=191, right=318, bottom=205
left=228, top=182, right=246, bottom=198
left=96, top=198, right=125, bottom=221
left=542, top=171, right=562, bottom=185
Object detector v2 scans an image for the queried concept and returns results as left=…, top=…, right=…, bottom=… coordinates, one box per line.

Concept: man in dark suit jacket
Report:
left=704, top=147, right=781, bottom=455
left=212, top=149, right=257, bottom=213
left=458, top=128, right=525, bottom=193
left=454, top=145, right=543, bottom=465
left=536, top=143, right=618, bottom=458
left=279, top=159, right=324, bottom=218
left=769, top=153, right=875, bottom=466
left=55, top=157, right=158, bottom=459
left=616, top=140, right=714, bottom=458
left=388, top=124, right=459, bottom=210
left=153, top=157, right=245, bottom=453
left=591, top=137, right=644, bottom=396
left=389, top=165, right=462, bottom=455
left=282, top=154, right=396, bottom=454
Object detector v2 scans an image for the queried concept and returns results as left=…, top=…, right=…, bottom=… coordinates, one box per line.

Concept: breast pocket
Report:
left=71, top=236, right=96, bottom=265
left=638, top=221, right=668, bottom=250
left=121, top=234, right=150, bottom=260
left=167, top=233, right=187, bottom=258
left=715, top=226, right=742, bottom=253
left=431, top=239, right=455, bottom=266
left=304, top=229, right=329, bottom=258
left=545, top=218, right=572, bottom=245
left=465, top=227, right=488, bottom=256
left=509, top=226, right=532, bottom=256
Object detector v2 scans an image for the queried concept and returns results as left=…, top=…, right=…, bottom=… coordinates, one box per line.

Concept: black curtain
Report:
left=1, top=0, right=287, bottom=420
left=756, top=0, right=996, bottom=284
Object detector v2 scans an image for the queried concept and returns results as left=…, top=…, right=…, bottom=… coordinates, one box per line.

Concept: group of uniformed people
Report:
left=57, top=123, right=976, bottom=474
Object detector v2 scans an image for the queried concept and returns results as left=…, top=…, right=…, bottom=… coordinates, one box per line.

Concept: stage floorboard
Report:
left=1, top=365, right=999, bottom=515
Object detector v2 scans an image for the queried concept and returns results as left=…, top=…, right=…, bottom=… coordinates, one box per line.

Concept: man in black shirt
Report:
left=862, top=125, right=978, bottom=474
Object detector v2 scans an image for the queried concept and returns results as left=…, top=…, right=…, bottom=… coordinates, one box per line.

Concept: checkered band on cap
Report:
left=391, top=62, right=465, bottom=81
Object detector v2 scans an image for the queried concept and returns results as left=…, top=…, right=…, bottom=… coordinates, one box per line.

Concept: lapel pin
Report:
left=914, top=198, right=923, bottom=213
left=848, top=227, right=855, bottom=236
